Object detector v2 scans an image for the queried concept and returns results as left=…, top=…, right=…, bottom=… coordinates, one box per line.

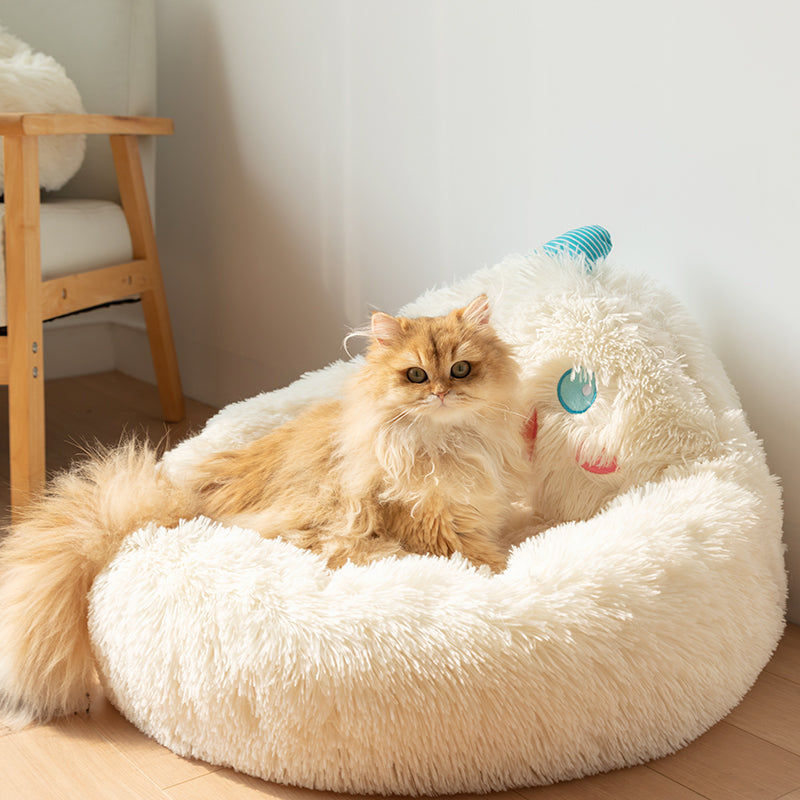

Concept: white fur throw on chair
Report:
left=0, top=25, right=85, bottom=192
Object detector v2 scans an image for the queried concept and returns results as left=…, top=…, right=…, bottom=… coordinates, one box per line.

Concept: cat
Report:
left=0, top=294, right=529, bottom=727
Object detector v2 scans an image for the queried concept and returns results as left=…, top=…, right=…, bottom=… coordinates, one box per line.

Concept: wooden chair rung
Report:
left=41, top=260, right=153, bottom=320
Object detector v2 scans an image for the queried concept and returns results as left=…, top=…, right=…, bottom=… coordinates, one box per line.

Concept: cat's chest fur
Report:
left=367, top=432, right=511, bottom=530
left=378, top=444, right=496, bottom=502
left=371, top=446, right=511, bottom=571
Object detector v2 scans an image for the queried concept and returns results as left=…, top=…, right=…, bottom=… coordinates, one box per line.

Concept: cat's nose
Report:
left=433, top=390, right=449, bottom=403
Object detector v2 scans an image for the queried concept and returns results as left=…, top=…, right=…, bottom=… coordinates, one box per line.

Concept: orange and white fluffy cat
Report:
left=0, top=295, right=528, bottom=726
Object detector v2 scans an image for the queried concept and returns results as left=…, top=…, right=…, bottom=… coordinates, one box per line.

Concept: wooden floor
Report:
left=0, top=372, right=798, bottom=799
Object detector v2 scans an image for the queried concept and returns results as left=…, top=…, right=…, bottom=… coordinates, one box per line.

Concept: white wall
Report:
left=149, top=0, right=800, bottom=619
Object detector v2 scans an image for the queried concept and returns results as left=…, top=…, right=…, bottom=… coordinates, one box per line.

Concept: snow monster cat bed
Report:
left=87, top=227, right=786, bottom=796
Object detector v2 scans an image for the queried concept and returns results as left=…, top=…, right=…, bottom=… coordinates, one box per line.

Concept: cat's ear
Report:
left=461, top=294, right=491, bottom=326
left=371, top=311, right=403, bottom=345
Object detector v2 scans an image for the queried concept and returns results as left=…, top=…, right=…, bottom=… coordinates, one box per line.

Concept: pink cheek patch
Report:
left=581, top=457, right=619, bottom=475
left=578, top=447, right=619, bottom=475
left=523, top=410, right=538, bottom=459
left=523, top=410, right=618, bottom=473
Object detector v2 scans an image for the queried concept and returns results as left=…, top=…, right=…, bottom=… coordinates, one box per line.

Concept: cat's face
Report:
left=360, top=296, right=520, bottom=427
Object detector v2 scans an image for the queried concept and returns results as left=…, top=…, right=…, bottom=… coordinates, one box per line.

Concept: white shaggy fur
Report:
left=89, top=252, right=785, bottom=795
left=0, top=26, right=85, bottom=192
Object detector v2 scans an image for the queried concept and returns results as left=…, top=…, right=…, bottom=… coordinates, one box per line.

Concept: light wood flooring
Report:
left=0, top=371, right=798, bottom=799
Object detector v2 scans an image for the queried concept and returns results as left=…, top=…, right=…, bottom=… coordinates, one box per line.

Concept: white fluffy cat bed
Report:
left=88, top=228, right=786, bottom=795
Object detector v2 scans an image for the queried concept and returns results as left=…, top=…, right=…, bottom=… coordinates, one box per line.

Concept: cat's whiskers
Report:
left=385, top=406, right=419, bottom=428
left=473, top=399, right=529, bottom=421
left=386, top=410, right=411, bottom=426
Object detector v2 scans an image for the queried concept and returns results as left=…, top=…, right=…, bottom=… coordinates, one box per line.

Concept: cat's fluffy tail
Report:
left=0, top=441, right=192, bottom=728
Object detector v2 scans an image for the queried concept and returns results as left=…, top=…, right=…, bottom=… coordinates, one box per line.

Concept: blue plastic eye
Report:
left=557, top=369, right=597, bottom=414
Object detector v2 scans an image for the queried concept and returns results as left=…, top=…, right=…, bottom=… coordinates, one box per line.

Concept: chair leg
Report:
left=4, top=134, right=46, bottom=510
left=110, top=133, right=184, bottom=422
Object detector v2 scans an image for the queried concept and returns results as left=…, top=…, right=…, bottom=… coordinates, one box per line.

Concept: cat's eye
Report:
left=450, top=361, right=471, bottom=378
left=407, top=367, right=428, bottom=383
left=557, top=368, right=597, bottom=414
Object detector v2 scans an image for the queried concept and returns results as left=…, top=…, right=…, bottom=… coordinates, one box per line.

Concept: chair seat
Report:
left=0, top=198, right=133, bottom=325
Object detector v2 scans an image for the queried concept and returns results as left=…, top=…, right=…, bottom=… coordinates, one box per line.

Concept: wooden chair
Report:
left=0, top=0, right=183, bottom=509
